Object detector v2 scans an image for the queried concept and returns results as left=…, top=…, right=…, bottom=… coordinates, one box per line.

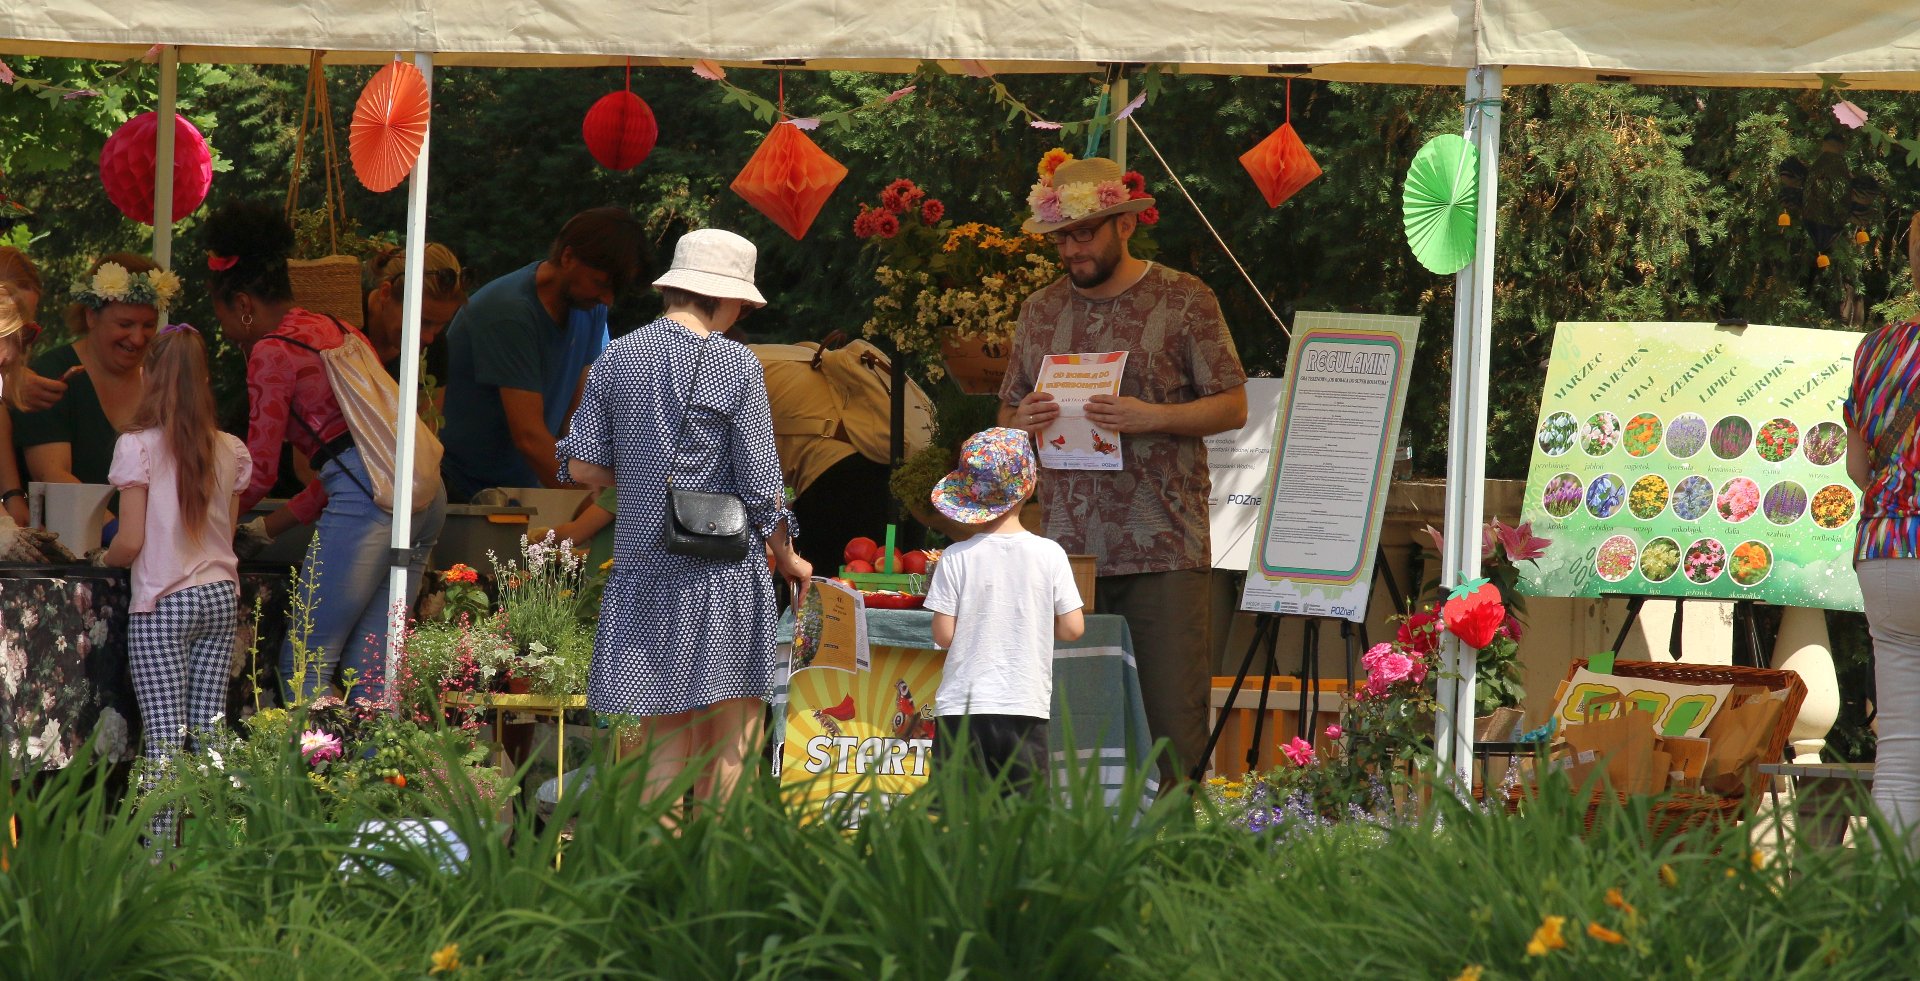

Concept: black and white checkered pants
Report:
left=129, top=580, right=237, bottom=844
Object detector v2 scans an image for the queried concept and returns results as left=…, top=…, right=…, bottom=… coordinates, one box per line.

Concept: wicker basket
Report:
left=289, top=255, right=364, bottom=328
left=1512, top=657, right=1807, bottom=841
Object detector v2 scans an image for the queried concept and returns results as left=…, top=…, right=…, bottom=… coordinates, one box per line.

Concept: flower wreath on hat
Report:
left=1025, top=149, right=1159, bottom=229
left=73, top=261, right=182, bottom=311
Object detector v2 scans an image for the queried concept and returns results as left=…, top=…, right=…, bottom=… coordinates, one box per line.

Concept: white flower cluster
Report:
left=74, top=261, right=182, bottom=311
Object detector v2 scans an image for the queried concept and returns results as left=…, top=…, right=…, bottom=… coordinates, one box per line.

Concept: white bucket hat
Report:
left=651, top=228, right=767, bottom=307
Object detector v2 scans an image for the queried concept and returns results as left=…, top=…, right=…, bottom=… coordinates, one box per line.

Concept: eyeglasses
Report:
left=1046, top=217, right=1112, bottom=246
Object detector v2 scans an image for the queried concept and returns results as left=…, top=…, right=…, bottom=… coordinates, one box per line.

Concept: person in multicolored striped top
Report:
left=1845, top=212, right=1920, bottom=855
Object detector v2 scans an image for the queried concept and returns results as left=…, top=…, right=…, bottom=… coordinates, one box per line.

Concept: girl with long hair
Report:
left=103, top=324, right=250, bottom=846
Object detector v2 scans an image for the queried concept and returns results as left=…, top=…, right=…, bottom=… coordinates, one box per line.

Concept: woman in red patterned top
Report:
left=205, top=200, right=446, bottom=704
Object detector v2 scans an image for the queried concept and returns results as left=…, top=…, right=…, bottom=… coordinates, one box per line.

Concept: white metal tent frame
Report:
left=8, top=1, right=1912, bottom=782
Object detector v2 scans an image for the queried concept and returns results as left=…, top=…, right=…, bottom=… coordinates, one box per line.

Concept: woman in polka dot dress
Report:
left=558, top=229, right=811, bottom=809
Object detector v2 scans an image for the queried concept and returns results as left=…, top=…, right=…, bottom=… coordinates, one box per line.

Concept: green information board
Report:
left=1516, top=322, right=1863, bottom=612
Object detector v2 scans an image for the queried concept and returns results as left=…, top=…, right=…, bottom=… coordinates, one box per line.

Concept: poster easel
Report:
left=1603, top=593, right=1776, bottom=669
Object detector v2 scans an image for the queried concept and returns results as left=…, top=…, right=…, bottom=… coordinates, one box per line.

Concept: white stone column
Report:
left=1773, top=607, right=1838, bottom=762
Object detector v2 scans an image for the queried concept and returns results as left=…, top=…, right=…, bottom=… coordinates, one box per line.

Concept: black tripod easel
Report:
left=1604, top=593, right=1775, bottom=668
left=1191, top=548, right=1408, bottom=782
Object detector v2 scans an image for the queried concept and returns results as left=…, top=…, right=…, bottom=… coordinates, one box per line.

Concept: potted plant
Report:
left=853, top=177, right=1061, bottom=393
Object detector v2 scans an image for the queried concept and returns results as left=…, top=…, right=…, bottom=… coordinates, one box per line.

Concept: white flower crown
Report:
left=73, top=262, right=182, bottom=311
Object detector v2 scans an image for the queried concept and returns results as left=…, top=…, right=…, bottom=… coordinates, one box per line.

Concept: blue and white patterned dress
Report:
left=557, top=317, right=797, bottom=716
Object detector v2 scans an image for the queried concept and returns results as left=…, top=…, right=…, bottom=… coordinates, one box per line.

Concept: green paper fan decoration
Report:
left=1402, top=134, right=1479, bottom=275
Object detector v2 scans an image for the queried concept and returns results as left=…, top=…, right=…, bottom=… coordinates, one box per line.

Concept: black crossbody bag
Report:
left=663, top=332, right=752, bottom=561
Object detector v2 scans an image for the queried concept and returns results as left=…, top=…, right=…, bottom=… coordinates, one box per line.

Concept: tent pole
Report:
left=1110, top=75, right=1128, bottom=167
left=386, top=51, right=434, bottom=701
left=151, top=45, right=178, bottom=269
left=1436, top=65, right=1503, bottom=788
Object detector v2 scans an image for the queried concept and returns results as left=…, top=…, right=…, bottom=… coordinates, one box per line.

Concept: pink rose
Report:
left=1370, top=651, right=1414, bottom=687
left=1324, top=724, right=1343, bottom=740
left=1281, top=736, right=1316, bottom=767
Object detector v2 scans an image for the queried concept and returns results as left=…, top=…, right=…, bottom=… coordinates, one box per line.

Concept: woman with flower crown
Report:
left=14, top=253, right=177, bottom=488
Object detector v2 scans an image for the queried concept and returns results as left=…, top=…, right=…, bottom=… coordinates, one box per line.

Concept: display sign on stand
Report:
left=1239, top=312, right=1420, bottom=620
left=1514, top=322, right=1862, bottom=612
left=1206, top=377, right=1286, bottom=571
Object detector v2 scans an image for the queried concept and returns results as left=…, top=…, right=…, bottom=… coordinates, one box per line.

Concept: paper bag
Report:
left=1560, top=694, right=1661, bottom=796
left=1660, top=736, right=1712, bottom=792
left=1700, top=691, right=1786, bottom=796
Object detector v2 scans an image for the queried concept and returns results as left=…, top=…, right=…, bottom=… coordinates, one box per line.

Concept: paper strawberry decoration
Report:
left=1441, top=579, right=1506, bottom=650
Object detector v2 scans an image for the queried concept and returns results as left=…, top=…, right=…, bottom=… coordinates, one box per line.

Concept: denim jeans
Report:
left=1861, top=558, right=1920, bottom=855
left=282, top=445, right=447, bottom=704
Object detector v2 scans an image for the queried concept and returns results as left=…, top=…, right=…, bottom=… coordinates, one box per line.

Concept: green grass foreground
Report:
left=2, top=736, right=1916, bottom=979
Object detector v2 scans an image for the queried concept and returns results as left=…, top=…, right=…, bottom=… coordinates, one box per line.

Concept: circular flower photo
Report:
left=1755, top=417, right=1800, bottom=463
left=1762, top=481, right=1808, bottom=526
left=1803, top=421, right=1846, bottom=466
left=1542, top=472, right=1584, bottom=518
left=1628, top=474, right=1670, bottom=520
left=1684, top=538, right=1728, bottom=584
left=1536, top=411, right=1578, bottom=457
left=1671, top=475, right=1714, bottom=521
left=1638, top=537, right=1682, bottom=583
left=1623, top=413, right=1663, bottom=458
left=1585, top=473, right=1626, bottom=519
left=1596, top=535, right=1639, bottom=583
left=1582, top=412, right=1623, bottom=456
left=1710, top=415, right=1753, bottom=460
left=1716, top=477, right=1760, bottom=523
left=1812, top=484, right=1858, bottom=529
left=1664, top=413, right=1708, bottom=459
left=1731, top=540, right=1773, bottom=588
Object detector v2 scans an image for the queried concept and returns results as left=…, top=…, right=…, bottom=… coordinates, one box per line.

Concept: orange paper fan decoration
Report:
left=730, top=123, right=847, bottom=240
left=1239, top=80, right=1322, bottom=208
left=350, top=61, right=431, bottom=193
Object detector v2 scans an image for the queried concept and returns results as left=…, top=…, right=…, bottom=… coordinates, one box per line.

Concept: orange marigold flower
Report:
left=1587, top=922, right=1626, bottom=945
left=1525, top=915, right=1568, bottom=957
left=1604, top=887, right=1635, bottom=916
left=1450, top=967, right=1483, bottom=981
left=1038, top=147, right=1073, bottom=179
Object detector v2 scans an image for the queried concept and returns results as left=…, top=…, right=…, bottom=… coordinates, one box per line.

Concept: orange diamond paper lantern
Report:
left=730, top=124, right=847, bottom=240
left=350, top=61, right=432, bottom=193
left=1239, top=121, right=1322, bottom=209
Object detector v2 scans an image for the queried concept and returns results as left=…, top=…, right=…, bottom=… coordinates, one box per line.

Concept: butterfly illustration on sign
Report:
left=1049, top=434, right=1066, bottom=448
left=1090, top=430, right=1118, bottom=455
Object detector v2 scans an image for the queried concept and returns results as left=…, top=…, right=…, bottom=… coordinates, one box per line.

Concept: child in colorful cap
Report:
left=924, top=427, right=1085, bottom=798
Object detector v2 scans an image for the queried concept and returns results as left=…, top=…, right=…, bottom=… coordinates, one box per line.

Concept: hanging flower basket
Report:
left=939, top=335, right=1010, bottom=395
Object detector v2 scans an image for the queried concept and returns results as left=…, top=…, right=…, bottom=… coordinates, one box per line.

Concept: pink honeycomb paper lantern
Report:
left=98, top=111, right=213, bottom=226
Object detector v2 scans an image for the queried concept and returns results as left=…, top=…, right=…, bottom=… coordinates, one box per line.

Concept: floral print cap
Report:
left=931, top=427, right=1038, bottom=525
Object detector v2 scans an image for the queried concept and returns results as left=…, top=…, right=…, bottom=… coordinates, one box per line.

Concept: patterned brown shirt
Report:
left=1000, top=263, right=1247, bottom=576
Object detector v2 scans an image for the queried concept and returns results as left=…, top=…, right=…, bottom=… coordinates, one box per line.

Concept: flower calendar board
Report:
left=1516, top=322, right=1863, bottom=611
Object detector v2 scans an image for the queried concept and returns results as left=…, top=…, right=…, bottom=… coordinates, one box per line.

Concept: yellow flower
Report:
left=148, top=268, right=182, bottom=307
left=430, top=943, right=460, bottom=973
left=1659, top=864, right=1678, bottom=888
left=1525, top=915, right=1568, bottom=957
left=91, top=262, right=133, bottom=298
left=1587, top=922, right=1625, bottom=945
left=1725, top=868, right=1736, bottom=879
left=1451, top=967, right=1483, bottom=981
left=1750, top=850, right=1767, bottom=872
left=1604, top=887, right=1635, bottom=917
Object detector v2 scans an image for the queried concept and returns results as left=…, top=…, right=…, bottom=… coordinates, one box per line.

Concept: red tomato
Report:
left=843, top=537, right=879, bottom=564
left=899, top=550, right=928, bottom=575
left=845, top=559, right=875, bottom=574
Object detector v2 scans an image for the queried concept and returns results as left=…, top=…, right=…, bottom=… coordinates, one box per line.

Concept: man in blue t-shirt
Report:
left=440, top=207, right=644, bottom=501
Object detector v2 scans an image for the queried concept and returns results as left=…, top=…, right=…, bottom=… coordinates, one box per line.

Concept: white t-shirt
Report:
left=922, top=531, right=1083, bottom=719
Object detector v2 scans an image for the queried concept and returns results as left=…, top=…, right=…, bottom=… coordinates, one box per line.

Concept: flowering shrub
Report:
left=1536, top=412, right=1577, bottom=456
left=1754, top=418, right=1799, bottom=462
left=1581, top=412, right=1622, bottom=455
left=1664, top=412, right=1708, bottom=458
left=1684, top=538, right=1727, bottom=583
left=1802, top=422, right=1846, bottom=466
left=1811, top=483, right=1857, bottom=529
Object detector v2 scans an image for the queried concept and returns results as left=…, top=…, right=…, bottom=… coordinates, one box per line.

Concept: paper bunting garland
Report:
left=730, top=124, right=847, bottom=240
left=349, top=60, right=431, bottom=193
left=1401, top=134, right=1479, bottom=275
left=583, top=90, right=658, bottom=170
left=98, top=111, right=213, bottom=225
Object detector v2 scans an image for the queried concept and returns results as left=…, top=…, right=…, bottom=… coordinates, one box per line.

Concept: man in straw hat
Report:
left=1000, top=152, right=1248, bottom=789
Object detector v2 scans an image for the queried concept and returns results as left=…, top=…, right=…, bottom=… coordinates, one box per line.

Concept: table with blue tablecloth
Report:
left=775, top=609, right=1157, bottom=817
